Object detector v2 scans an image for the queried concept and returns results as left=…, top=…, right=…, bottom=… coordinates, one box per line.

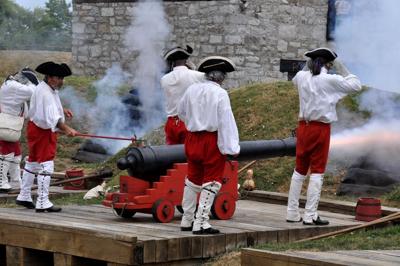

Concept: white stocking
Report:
left=180, top=178, right=201, bottom=228
left=286, top=170, right=306, bottom=221
left=193, top=181, right=221, bottom=231
left=303, top=173, right=324, bottom=223
left=35, top=161, right=54, bottom=210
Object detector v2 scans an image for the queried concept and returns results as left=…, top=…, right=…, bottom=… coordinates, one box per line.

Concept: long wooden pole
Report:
left=9, top=171, right=112, bottom=194
left=296, top=212, right=400, bottom=243
left=238, top=160, right=257, bottom=174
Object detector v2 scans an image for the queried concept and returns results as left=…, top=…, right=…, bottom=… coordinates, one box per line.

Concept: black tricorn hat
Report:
left=35, top=61, right=72, bottom=77
left=304, top=47, right=338, bottom=62
left=21, top=67, right=39, bottom=85
left=197, top=56, right=236, bottom=73
left=163, top=45, right=193, bottom=61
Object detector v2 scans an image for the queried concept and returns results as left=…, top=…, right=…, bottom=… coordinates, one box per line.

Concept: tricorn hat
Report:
left=163, top=45, right=193, bottom=61
left=21, top=67, right=39, bottom=85
left=197, top=56, right=236, bottom=73
left=35, top=61, right=72, bottom=77
left=304, top=47, right=337, bottom=62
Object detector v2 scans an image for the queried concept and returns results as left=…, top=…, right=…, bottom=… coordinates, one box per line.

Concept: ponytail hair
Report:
left=310, top=57, right=328, bottom=76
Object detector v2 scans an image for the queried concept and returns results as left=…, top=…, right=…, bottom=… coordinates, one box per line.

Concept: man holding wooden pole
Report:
left=16, top=62, right=78, bottom=212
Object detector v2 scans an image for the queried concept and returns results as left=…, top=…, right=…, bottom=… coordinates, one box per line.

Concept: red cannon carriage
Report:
left=102, top=138, right=295, bottom=223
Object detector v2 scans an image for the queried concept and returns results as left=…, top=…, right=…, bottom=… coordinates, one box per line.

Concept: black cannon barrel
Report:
left=117, top=138, right=296, bottom=181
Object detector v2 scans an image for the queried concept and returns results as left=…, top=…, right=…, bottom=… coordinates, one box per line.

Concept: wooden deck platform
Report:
left=242, top=248, right=400, bottom=266
left=0, top=200, right=361, bottom=265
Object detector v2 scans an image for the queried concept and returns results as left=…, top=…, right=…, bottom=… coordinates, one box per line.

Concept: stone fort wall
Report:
left=72, top=0, right=328, bottom=88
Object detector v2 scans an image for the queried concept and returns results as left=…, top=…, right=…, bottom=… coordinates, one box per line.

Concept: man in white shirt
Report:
left=286, top=48, right=361, bottom=225
left=16, top=62, right=77, bottom=212
left=0, top=68, right=39, bottom=191
left=178, top=56, right=240, bottom=234
left=161, top=45, right=204, bottom=144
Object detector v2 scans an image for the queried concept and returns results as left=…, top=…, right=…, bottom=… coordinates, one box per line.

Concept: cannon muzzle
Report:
left=118, top=138, right=296, bottom=181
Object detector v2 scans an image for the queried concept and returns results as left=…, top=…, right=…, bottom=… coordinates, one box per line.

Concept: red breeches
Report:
left=295, top=121, right=330, bottom=175
left=0, top=140, right=21, bottom=156
left=27, top=121, right=57, bottom=163
left=165, top=116, right=187, bottom=145
left=185, top=131, right=226, bottom=186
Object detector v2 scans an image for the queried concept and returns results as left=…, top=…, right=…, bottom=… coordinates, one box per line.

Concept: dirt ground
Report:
left=0, top=50, right=71, bottom=76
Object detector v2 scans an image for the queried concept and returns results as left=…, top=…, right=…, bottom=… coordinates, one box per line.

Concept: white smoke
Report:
left=61, top=65, right=134, bottom=153
left=60, top=0, right=170, bottom=154
left=124, top=0, right=170, bottom=132
left=335, top=0, right=400, bottom=92
left=329, top=0, right=400, bottom=176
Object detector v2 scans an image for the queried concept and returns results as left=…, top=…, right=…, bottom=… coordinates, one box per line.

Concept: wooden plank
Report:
left=6, top=246, right=22, bottom=266
left=167, top=238, right=180, bottom=261
left=257, top=230, right=278, bottom=245
left=202, top=234, right=226, bottom=258
left=54, top=253, right=78, bottom=266
left=225, top=233, right=237, bottom=252
left=293, top=250, right=399, bottom=266
left=333, top=250, right=400, bottom=264
left=179, top=237, right=192, bottom=259
left=0, top=223, right=135, bottom=265
left=277, top=229, right=289, bottom=243
left=155, top=239, right=169, bottom=263
left=242, top=248, right=344, bottom=266
left=0, top=210, right=137, bottom=243
left=143, top=239, right=156, bottom=264
left=191, top=236, right=203, bottom=259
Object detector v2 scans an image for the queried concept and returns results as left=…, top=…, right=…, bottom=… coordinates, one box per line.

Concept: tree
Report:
left=0, top=0, right=72, bottom=51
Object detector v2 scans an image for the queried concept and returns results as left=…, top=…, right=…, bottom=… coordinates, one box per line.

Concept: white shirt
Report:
left=161, top=66, right=205, bottom=117
left=0, top=80, right=35, bottom=118
left=293, top=68, right=362, bottom=123
left=178, top=81, right=240, bottom=155
left=29, top=81, right=65, bottom=132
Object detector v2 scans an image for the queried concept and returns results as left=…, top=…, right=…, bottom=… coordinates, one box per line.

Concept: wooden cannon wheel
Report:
left=211, top=192, right=236, bottom=220
left=152, top=199, right=175, bottom=223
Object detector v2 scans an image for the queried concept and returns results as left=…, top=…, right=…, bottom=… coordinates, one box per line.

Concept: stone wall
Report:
left=72, top=0, right=328, bottom=88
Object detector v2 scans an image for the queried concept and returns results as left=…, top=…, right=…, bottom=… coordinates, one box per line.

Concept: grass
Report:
left=230, top=81, right=298, bottom=192
left=260, top=224, right=400, bottom=251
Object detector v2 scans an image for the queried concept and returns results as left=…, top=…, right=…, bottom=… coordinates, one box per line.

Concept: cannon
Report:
left=102, top=138, right=296, bottom=223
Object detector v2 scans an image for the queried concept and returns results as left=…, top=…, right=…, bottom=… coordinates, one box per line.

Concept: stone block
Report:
left=277, top=39, right=288, bottom=52
left=278, top=24, right=297, bottom=39
left=101, top=7, right=114, bottom=17
left=72, top=23, right=85, bottom=34
left=89, top=45, right=102, bottom=57
left=209, top=35, right=223, bottom=44
left=225, top=35, right=243, bottom=45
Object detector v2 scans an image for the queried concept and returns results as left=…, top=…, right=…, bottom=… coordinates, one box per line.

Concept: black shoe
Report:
left=36, top=206, right=62, bottom=213
left=0, top=188, right=11, bottom=193
left=286, top=218, right=303, bottom=223
left=303, top=216, right=329, bottom=226
left=15, top=200, right=35, bottom=209
left=193, top=227, right=220, bottom=235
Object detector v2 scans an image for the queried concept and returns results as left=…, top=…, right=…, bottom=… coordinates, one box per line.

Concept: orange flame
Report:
left=330, top=131, right=400, bottom=149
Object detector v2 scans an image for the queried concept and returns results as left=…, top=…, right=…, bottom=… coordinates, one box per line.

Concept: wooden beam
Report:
left=0, top=223, right=136, bottom=265
left=296, top=212, right=400, bottom=243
